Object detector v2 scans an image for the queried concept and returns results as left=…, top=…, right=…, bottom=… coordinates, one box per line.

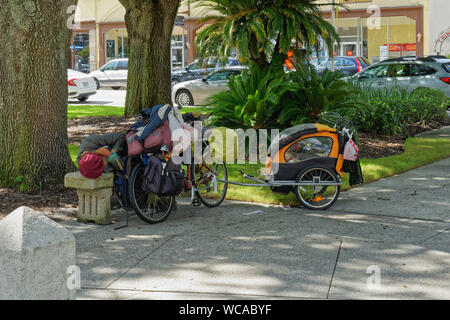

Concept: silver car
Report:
left=351, top=56, right=450, bottom=97
left=172, top=66, right=247, bottom=106
left=89, top=58, right=128, bottom=90
left=67, top=69, right=97, bottom=102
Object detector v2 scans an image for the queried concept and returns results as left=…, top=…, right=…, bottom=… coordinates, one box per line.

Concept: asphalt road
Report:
left=68, top=88, right=126, bottom=107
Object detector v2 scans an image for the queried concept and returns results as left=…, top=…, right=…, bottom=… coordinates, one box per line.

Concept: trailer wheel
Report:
left=293, top=165, right=340, bottom=210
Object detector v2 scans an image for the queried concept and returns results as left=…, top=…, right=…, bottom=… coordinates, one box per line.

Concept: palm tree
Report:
left=194, top=0, right=340, bottom=69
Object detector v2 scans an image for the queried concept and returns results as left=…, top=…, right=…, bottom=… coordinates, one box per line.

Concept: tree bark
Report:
left=0, top=0, right=77, bottom=192
left=119, top=0, right=180, bottom=117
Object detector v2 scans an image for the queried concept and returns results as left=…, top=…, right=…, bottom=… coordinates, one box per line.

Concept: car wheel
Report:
left=78, top=97, right=88, bottom=102
left=112, top=86, right=121, bottom=90
left=93, top=78, right=100, bottom=90
left=176, top=89, right=194, bottom=106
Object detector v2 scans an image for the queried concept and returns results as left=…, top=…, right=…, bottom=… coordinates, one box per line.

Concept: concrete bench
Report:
left=64, top=171, right=114, bottom=225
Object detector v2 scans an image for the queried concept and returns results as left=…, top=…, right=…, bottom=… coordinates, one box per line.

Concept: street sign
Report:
left=379, top=46, right=389, bottom=61
left=175, top=16, right=185, bottom=27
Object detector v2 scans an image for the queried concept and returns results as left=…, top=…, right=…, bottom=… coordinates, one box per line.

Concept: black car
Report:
left=171, top=57, right=241, bottom=84
left=315, top=56, right=370, bottom=76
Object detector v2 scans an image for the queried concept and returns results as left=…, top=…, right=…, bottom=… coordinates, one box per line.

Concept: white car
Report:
left=172, top=66, right=247, bottom=106
left=67, top=69, right=98, bottom=102
left=89, top=58, right=128, bottom=90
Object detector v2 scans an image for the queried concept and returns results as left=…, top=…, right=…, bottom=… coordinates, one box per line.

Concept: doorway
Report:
left=341, top=42, right=359, bottom=57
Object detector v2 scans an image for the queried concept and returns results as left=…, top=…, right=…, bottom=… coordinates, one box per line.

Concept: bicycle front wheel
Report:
left=128, top=162, right=175, bottom=224
left=192, top=161, right=228, bottom=208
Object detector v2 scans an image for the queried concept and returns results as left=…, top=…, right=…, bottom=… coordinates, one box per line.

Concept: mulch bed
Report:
left=1, top=115, right=449, bottom=218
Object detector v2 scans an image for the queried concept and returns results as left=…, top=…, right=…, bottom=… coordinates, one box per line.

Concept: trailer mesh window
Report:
left=284, top=137, right=333, bottom=163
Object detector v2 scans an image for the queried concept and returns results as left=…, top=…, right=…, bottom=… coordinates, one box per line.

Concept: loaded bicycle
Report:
left=112, top=112, right=362, bottom=226
left=112, top=143, right=228, bottom=226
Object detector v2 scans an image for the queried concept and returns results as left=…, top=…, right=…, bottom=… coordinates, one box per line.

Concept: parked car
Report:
left=351, top=56, right=450, bottom=97
left=67, top=69, right=98, bottom=102
left=315, top=56, right=370, bottom=76
left=171, top=57, right=241, bottom=84
left=89, top=58, right=128, bottom=90
left=172, top=66, right=247, bottom=106
left=80, top=64, right=90, bottom=74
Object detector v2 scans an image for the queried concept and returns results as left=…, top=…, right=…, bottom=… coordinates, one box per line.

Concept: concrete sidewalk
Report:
left=58, top=153, right=450, bottom=300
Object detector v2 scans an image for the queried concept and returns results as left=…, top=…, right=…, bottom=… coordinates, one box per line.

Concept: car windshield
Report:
left=359, top=57, right=370, bottom=66
left=101, top=61, right=117, bottom=71
left=310, top=58, right=327, bottom=68
left=358, top=64, right=388, bottom=78
left=207, top=70, right=241, bottom=81
left=186, top=62, right=198, bottom=71
left=227, top=59, right=240, bottom=66
left=320, top=58, right=343, bottom=68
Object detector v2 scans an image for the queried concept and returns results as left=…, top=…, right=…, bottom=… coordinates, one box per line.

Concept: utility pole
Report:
left=331, top=1, right=336, bottom=72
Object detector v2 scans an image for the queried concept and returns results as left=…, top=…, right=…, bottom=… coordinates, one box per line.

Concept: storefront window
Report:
left=117, top=37, right=128, bottom=58
left=171, top=33, right=187, bottom=71
left=71, top=33, right=90, bottom=73
left=105, top=29, right=128, bottom=63
left=322, top=15, right=416, bottom=63
left=106, top=40, right=115, bottom=58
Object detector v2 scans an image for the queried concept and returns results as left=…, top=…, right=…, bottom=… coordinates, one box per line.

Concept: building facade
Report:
left=71, top=0, right=206, bottom=73
left=71, top=0, right=450, bottom=73
left=318, top=0, right=450, bottom=62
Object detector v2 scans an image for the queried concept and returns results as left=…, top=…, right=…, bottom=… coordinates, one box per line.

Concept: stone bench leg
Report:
left=64, top=172, right=115, bottom=225
left=77, top=188, right=112, bottom=225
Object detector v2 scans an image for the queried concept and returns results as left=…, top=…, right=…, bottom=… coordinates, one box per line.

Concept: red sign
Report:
left=383, top=43, right=416, bottom=52
left=403, top=43, right=416, bottom=51
left=347, top=50, right=353, bottom=56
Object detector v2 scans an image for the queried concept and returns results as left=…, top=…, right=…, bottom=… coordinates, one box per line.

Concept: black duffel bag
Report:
left=142, top=155, right=185, bottom=196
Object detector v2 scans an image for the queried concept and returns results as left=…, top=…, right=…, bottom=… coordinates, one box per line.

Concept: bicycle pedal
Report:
left=191, top=198, right=201, bottom=206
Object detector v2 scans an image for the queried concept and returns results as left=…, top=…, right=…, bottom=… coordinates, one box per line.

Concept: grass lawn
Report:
left=68, top=137, right=450, bottom=206
left=68, top=105, right=212, bottom=119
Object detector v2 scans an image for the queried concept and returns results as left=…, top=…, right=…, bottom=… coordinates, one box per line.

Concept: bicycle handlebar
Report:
left=321, top=112, right=354, bottom=131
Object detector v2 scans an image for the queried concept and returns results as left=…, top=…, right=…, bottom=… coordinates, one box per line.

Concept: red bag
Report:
left=143, top=120, right=172, bottom=151
left=126, top=131, right=144, bottom=156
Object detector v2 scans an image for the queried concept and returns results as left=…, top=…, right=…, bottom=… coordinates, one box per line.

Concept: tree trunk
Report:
left=119, top=0, right=180, bottom=117
left=0, top=0, right=77, bottom=192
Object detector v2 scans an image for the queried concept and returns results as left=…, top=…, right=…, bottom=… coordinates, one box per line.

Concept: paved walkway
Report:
left=58, top=150, right=450, bottom=300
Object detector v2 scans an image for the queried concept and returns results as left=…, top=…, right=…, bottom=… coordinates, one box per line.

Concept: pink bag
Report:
left=126, top=131, right=144, bottom=156
left=143, top=120, right=172, bottom=151
left=343, top=138, right=359, bottom=161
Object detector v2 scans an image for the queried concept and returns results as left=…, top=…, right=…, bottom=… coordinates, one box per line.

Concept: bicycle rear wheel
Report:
left=192, top=161, right=228, bottom=208
left=128, top=162, right=175, bottom=224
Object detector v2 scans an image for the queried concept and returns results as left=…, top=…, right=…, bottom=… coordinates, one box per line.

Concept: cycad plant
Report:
left=193, top=0, right=340, bottom=69
left=207, top=64, right=297, bottom=129
left=279, top=62, right=367, bottom=125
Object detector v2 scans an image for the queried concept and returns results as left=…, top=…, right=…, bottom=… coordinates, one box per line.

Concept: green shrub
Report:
left=339, top=86, right=448, bottom=136
left=206, top=64, right=296, bottom=129
left=207, top=62, right=365, bottom=129
left=279, top=63, right=367, bottom=125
